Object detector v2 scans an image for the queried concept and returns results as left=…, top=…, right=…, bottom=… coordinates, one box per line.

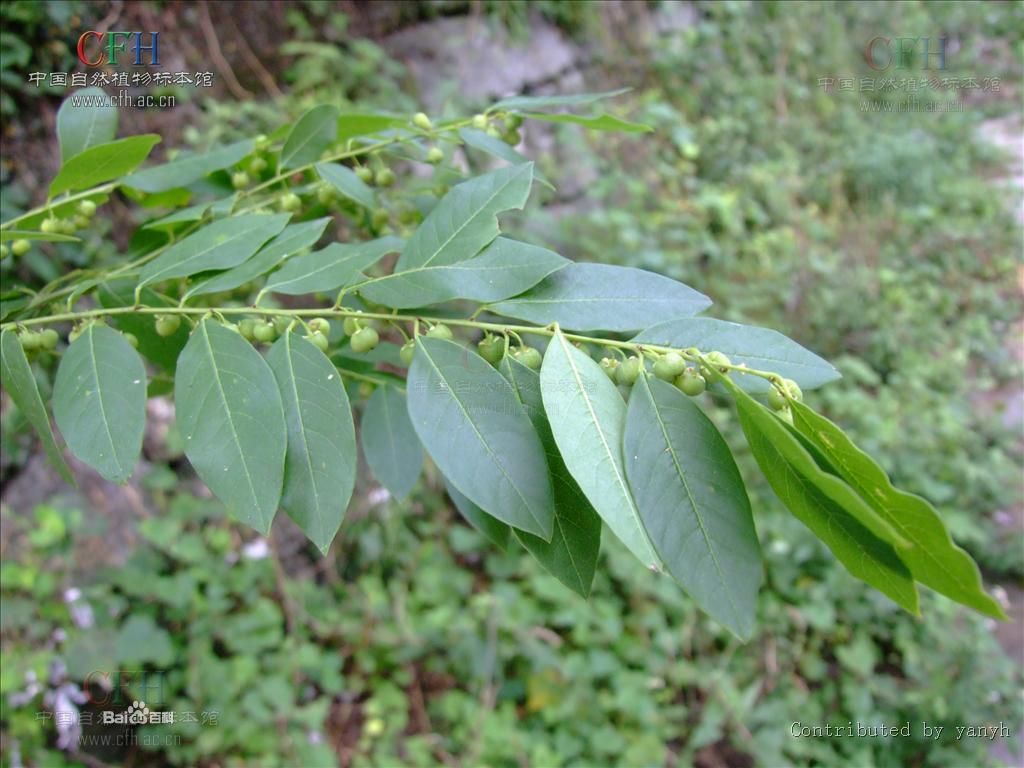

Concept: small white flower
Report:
left=242, top=538, right=269, bottom=560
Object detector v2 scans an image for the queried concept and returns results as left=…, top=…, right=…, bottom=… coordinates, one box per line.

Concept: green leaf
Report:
left=266, top=332, right=356, bottom=553
left=137, top=213, right=290, bottom=291
left=57, top=86, right=118, bottom=162
left=357, top=237, right=568, bottom=309
left=175, top=320, right=286, bottom=532
left=624, top=375, right=761, bottom=637
left=337, top=112, right=406, bottom=142
left=141, top=202, right=211, bottom=230
left=0, top=230, right=80, bottom=243
left=492, top=88, right=631, bottom=111
left=502, top=356, right=601, bottom=596
left=633, top=317, right=840, bottom=393
left=52, top=324, right=146, bottom=484
left=727, top=379, right=919, bottom=614
left=123, top=139, right=254, bottom=193
left=315, top=162, right=376, bottom=209
left=524, top=112, right=652, bottom=133
left=491, top=263, right=711, bottom=332
left=540, top=329, right=659, bottom=569
left=281, top=105, right=339, bottom=170
left=49, top=135, right=161, bottom=197
left=407, top=336, right=553, bottom=538
left=444, top=478, right=510, bottom=551
left=458, top=130, right=553, bottom=189
left=361, top=386, right=423, bottom=501
left=260, top=237, right=403, bottom=298
left=395, top=163, right=534, bottom=271
left=97, top=281, right=189, bottom=371
left=183, top=217, right=330, bottom=300
left=789, top=401, right=1005, bottom=619
left=0, top=329, right=74, bottom=484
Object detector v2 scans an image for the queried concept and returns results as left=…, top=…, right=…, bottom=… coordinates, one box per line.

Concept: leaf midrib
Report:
left=87, top=327, right=123, bottom=477
left=283, top=335, right=325, bottom=540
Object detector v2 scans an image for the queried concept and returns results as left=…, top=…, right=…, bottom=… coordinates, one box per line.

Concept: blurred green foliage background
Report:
left=1, top=1, right=1021, bottom=766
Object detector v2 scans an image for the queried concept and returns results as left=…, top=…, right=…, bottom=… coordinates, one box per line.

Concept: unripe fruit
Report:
left=155, top=314, right=181, bottom=337
left=73, top=215, right=91, bottom=229
left=19, top=331, right=41, bottom=351
left=425, top=323, right=453, bottom=341
left=514, top=345, right=542, bottom=370
left=412, top=112, right=433, bottom=131
left=40, top=218, right=59, bottom=234
left=279, top=192, right=302, bottom=212
left=59, top=218, right=77, bottom=234
left=11, top=239, right=30, bottom=256
left=273, top=316, right=293, bottom=334
left=68, top=325, right=84, bottom=344
left=477, top=335, right=505, bottom=365
left=372, top=208, right=390, bottom=229
left=343, top=314, right=362, bottom=336
left=705, top=351, right=731, bottom=370
left=653, top=352, right=686, bottom=381
left=426, top=146, right=444, bottom=164
left=248, top=156, right=268, bottom=174
left=124, top=332, right=139, bottom=349
left=375, top=168, right=395, bottom=187
left=253, top=321, right=277, bottom=343
left=232, top=172, right=250, bottom=189
left=238, top=318, right=257, bottom=340
left=350, top=326, right=379, bottom=353
left=784, top=379, right=803, bottom=402
left=616, top=356, right=642, bottom=385
left=506, top=113, right=523, bottom=130
left=317, top=184, right=335, bottom=205
left=356, top=166, right=374, bottom=183
left=767, top=385, right=788, bottom=411
left=676, top=369, right=707, bottom=397
left=400, top=340, right=416, bottom=365
left=472, top=114, right=488, bottom=130
left=305, top=331, right=330, bottom=353
left=503, top=129, right=522, bottom=146
left=486, top=126, right=502, bottom=139
left=600, top=357, right=620, bottom=379
left=78, top=199, right=97, bottom=217
left=40, top=328, right=59, bottom=350
left=308, top=317, right=331, bottom=335
left=254, top=134, right=270, bottom=151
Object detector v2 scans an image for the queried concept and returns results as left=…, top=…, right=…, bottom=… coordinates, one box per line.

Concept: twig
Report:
left=198, top=2, right=253, bottom=101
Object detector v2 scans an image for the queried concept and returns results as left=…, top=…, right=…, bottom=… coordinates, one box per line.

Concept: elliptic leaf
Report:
left=316, top=162, right=376, bottom=209
left=267, top=332, right=356, bottom=553
left=540, top=329, right=660, bottom=568
left=790, top=400, right=1005, bottom=619
left=0, top=329, right=74, bottom=484
left=492, top=88, right=631, bottom=111
left=633, top=317, right=840, bottom=393
left=50, top=135, right=161, bottom=197
left=124, top=139, right=254, bottom=193
left=492, top=263, right=711, bottom=332
left=281, top=105, right=339, bottom=170
left=395, top=163, right=534, bottom=270
left=57, top=86, right=118, bottom=162
left=361, top=386, right=423, bottom=501
left=524, top=112, right=652, bottom=133
left=458, top=131, right=553, bottom=189
left=406, top=336, right=553, bottom=538
left=53, top=324, right=146, bottom=483
left=175, top=320, right=286, bottom=532
left=625, top=375, right=761, bottom=637
left=358, top=237, right=567, bottom=309
left=260, top=237, right=403, bottom=297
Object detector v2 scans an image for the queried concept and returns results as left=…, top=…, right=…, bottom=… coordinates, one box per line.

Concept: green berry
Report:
left=19, top=331, right=41, bottom=351
left=253, top=321, right=277, bottom=343
left=676, top=369, right=707, bottom=397
left=400, top=340, right=416, bottom=365
left=356, top=166, right=374, bottom=183
left=155, top=314, right=181, bottom=337
left=600, top=357, right=620, bottom=379
left=73, top=215, right=90, bottom=229
left=123, top=332, right=139, bottom=349
left=766, top=386, right=787, bottom=411
left=375, top=168, right=395, bottom=187
left=372, top=208, right=390, bottom=229
left=273, top=316, right=293, bottom=334
left=486, top=126, right=502, bottom=139
left=78, top=199, right=97, bottom=217
left=784, top=379, right=803, bottom=402
left=343, top=314, right=362, bottom=336
left=425, top=324, right=453, bottom=341
left=412, top=112, right=433, bottom=131
left=248, top=156, right=268, bottom=174
left=254, top=134, right=271, bottom=151
left=317, top=184, right=335, bottom=205
left=279, top=192, right=302, bottom=212
left=506, top=113, right=523, bottom=130
left=11, top=239, right=30, bottom=257
left=307, top=317, right=331, bottom=335
left=502, top=129, right=521, bottom=146
left=305, top=331, right=330, bottom=353
left=40, top=328, right=59, bottom=351
left=514, top=346, right=542, bottom=370
left=238, top=318, right=257, bottom=340
left=653, top=352, right=686, bottom=381
left=40, top=218, right=58, bottom=234
left=60, top=218, right=77, bottom=234
left=426, top=146, right=444, bottom=165
left=705, top=351, right=731, bottom=371
left=350, top=326, right=379, bottom=353
left=616, top=356, right=642, bottom=386
left=477, top=335, right=505, bottom=365
left=472, top=114, right=488, bottom=130
left=232, top=172, right=250, bottom=189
